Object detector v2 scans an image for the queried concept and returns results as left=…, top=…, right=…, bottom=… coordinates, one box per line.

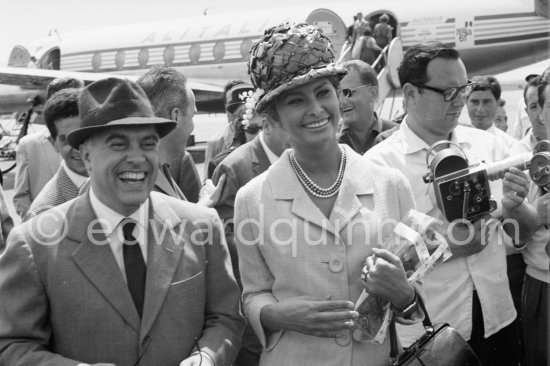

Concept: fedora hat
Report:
left=248, top=22, right=346, bottom=113
left=67, top=77, right=176, bottom=149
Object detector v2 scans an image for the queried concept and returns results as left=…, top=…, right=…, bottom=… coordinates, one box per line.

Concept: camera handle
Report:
left=425, top=140, right=468, bottom=170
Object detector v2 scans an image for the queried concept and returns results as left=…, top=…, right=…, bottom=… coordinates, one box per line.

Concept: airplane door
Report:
left=454, top=18, right=475, bottom=48
left=306, top=9, right=347, bottom=57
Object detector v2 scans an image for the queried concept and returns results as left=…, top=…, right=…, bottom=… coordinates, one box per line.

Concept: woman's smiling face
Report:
left=273, top=77, right=340, bottom=147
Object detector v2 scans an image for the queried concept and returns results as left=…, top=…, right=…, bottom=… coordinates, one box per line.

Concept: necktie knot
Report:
left=121, top=220, right=137, bottom=242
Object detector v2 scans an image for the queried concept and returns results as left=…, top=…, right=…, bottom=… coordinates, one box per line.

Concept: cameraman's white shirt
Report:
left=365, top=119, right=516, bottom=345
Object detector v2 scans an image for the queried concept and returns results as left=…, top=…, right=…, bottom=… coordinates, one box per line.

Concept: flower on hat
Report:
left=241, top=89, right=263, bottom=128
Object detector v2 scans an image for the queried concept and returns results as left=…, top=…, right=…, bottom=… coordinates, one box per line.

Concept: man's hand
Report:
left=536, top=192, right=550, bottom=225
left=198, top=174, right=227, bottom=207
left=446, top=215, right=491, bottom=258
left=179, top=353, right=214, bottom=366
left=502, top=167, right=529, bottom=210
left=260, top=296, right=358, bottom=338
left=361, top=248, right=415, bottom=309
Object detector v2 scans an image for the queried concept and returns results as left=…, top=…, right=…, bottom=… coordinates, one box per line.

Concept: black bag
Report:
left=389, top=299, right=483, bottom=366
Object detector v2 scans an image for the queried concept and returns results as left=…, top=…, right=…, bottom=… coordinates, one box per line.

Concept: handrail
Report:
left=336, top=42, right=352, bottom=64
left=372, top=44, right=390, bottom=73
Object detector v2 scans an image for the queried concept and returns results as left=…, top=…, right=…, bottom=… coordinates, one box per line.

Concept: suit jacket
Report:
left=13, top=129, right=61, bottom=218
left=166, top=151, right=202, bottom=203
left=211, top=136, right=272, bottom=282
left=234, top=145, right=423, bottom=366
left=204, top=123, right=235, bottom=178
left=25, top=164, right=81, bottom=221
left=0, top=191, right=245, bottom=366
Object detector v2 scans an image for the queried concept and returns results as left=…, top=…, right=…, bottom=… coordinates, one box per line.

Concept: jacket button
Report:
left=335, top=331, right=351, bottom=346
left=329, top=257, right=344, bottom=273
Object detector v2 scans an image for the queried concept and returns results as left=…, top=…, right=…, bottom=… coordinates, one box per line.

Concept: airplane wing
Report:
left=0, top=66, right=224, bottom=114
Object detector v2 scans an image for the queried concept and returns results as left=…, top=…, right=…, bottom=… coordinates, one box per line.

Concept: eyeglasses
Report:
left=413, top=80, right=476, bottom=102
left=341, top=85, right=373, bottom=99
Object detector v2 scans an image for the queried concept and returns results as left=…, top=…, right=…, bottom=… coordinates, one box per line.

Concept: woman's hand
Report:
left=260, top=296, right=358, bottom=338
left=361, top=248, right=415, bottom=310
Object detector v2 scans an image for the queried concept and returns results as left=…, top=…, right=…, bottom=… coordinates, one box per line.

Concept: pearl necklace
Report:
left=289, top=147, right=346, bottom=198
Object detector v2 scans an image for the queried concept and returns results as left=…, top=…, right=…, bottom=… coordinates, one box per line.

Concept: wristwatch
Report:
left=394, top=292, right=418, bottom=318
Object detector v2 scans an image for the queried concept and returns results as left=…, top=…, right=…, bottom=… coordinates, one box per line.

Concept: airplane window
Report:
left=115, top=50, right=125, bottom=69
left=164, top=46, right=175, bottom=66
left=189, top=43, right=201, bottom=64
left=240, top=39, right=254, bottom=59
left=92, top=52, right=102, bottom=72
left=213, top=41, right=225, bottom=62
left=138, top=48, right=149, bottom=68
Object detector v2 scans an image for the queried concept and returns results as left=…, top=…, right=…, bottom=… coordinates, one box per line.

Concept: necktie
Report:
left=122, top=220, right=146, bottom=317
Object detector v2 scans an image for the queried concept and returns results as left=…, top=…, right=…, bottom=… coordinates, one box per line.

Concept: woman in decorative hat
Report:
left=234, top=22, right=423, bottom=365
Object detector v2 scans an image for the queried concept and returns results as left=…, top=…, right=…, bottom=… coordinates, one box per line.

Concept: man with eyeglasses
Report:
left=365, top=41, right=521, bottom=366
left=338, top=60, right=396, bottom=154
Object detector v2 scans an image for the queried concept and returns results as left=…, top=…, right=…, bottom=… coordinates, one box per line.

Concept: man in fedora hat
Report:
left=0, top=78, right=244, bottom=366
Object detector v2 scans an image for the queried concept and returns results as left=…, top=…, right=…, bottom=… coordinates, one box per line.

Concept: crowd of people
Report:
left=0, top=18, right=548, bottom=366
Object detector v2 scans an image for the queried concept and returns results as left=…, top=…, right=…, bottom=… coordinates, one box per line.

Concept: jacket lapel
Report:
left=44, top=131, right=61, bottom=175
left=270, top=151, right=334, bottom=233
left=69, top=192, right=141, bottom=332
left=251, top=137, right=271, bottom=176
left=329, top=147, right=374, bottom=232
left=140, top=194, right=183, bottom=339
left=154, top=164, right=183, bottom=199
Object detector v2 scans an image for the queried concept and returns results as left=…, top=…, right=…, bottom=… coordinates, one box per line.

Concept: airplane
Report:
left=0, top=0, right=548, bottom=118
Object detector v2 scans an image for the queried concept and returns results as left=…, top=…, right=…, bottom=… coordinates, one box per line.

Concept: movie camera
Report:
left=423, top=140, right=549, bottom=222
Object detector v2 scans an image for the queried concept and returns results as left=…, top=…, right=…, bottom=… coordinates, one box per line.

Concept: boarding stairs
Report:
left=338, top=38, right=405, bottom=120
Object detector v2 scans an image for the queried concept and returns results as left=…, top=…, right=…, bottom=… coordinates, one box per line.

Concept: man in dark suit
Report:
left=0, top=78, right=244, bottom=366
left=137, top=66, right=201, bottom=202
left=211, top=115, right=290, bottom=366
left=338, top=59, right=397, bottom=154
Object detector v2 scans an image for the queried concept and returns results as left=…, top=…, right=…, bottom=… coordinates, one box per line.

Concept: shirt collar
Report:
left=401, top=117, right=472, bottom=154
left=258, top=131, right=280, bottom=164
left=89, top=186, right=149, bottom=237
left=371, top=112, right=382, bottom=134
left=486, top=124, right=498, bottom=135
left=61, top=160, right=88, bottom=188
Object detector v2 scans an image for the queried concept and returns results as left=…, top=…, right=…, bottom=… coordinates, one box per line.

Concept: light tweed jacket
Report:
left=234, top=144, right=423, bottom=366
left=25, top=164, right=81, bottom=221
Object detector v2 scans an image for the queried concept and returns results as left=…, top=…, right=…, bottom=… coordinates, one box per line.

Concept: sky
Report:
left=0, top=0, right=318, bottom=66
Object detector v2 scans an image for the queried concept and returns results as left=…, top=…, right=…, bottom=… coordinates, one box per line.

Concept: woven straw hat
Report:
left=248, top=22, right=346, bottom=112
